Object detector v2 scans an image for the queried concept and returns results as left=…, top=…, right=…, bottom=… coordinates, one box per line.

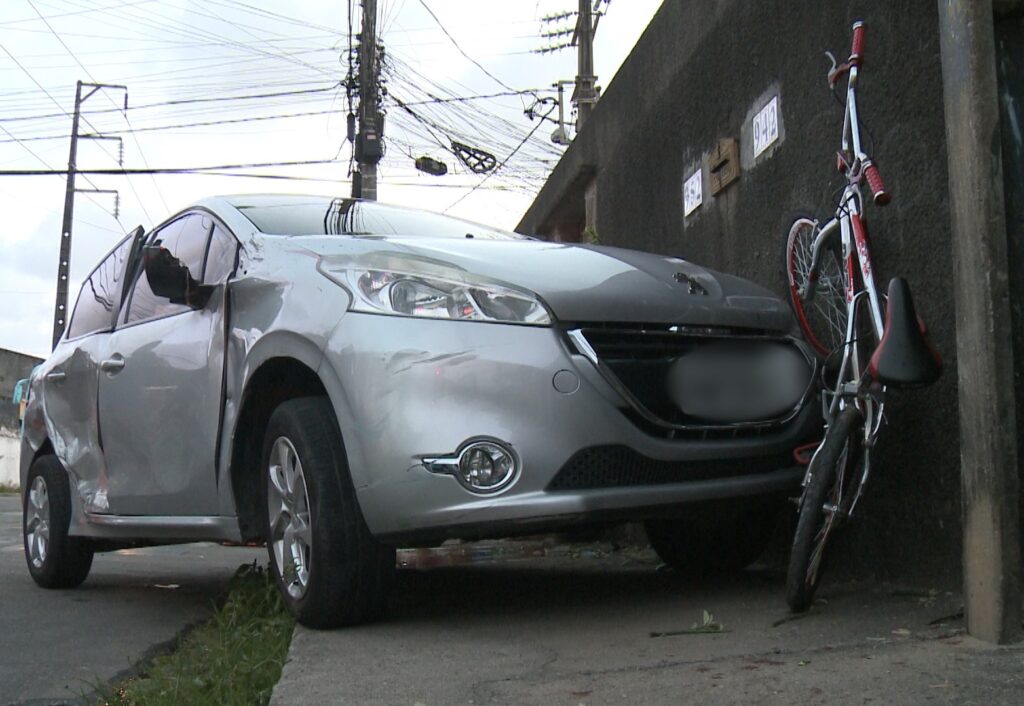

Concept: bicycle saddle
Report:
left=868, top=277, right=942, bottom=388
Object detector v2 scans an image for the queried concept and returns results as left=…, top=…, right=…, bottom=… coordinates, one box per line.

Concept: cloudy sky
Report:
left=0, top=0, right=661, bottom=358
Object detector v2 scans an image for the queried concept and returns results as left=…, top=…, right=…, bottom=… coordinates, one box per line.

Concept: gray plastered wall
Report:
left=519, top=0, right=964, bottom=584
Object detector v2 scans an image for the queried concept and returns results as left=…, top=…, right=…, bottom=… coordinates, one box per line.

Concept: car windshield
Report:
left=230, top=195, right=528, bottom=240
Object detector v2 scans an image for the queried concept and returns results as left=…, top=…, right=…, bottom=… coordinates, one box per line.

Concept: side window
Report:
left=66, top=235, right=133, bottom=339
left=124, top=214, right=213, bottom=325
left=203, top=225, right=238, bottom=284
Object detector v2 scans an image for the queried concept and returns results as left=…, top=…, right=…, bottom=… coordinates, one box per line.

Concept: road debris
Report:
left=649, top=610, right=728, bottom=637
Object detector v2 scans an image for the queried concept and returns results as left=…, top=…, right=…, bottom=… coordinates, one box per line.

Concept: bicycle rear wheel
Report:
left=786, top=218, right=849, bottom=357
left=785, top=405, right=863, bottom=612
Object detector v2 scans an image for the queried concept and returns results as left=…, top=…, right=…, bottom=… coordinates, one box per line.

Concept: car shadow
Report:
left=386, top=552, right=784, bottom=625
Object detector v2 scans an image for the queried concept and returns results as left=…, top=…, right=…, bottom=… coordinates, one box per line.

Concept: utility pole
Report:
left=51, top=80, right=126, bottom=349
left=938, top=0, right=1021, bottom=644
left=573, top=0, right=598, bottom=130
left=52, top=80, right=84, bottom=349
left=353, top=0, right=383, bottom=200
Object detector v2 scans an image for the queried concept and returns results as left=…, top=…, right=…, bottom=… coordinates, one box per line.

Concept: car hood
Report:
left=298, top=235, right=795, bottom=332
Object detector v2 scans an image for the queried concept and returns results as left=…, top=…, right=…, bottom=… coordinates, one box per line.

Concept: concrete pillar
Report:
left=938, top=0, right=1022, bottom=643
left=584, top=178, right=599, bottom=243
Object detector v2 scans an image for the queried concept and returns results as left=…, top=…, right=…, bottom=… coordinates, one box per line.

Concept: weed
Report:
left=94, top=562, right=294, bottom=706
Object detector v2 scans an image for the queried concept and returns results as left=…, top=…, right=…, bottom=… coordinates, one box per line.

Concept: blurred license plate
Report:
left=667, top=341, right=809, bottom=423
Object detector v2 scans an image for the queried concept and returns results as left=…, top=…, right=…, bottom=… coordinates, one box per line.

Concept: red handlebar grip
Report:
left=851, top=21, right=865, bottom=63
left=864, top=162, right=890, bottom=205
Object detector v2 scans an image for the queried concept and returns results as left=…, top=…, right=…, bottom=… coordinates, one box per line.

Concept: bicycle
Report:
left=783, top=20, right=943, bottom=612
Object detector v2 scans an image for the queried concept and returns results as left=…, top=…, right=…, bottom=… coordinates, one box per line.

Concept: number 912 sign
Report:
left=753, top=96, right=779, bottom=158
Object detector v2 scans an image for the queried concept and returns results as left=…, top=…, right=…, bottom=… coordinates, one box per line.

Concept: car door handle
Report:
left=45, top=371, right=66, bottom=382
left=100, top=356, right=126, bottom=373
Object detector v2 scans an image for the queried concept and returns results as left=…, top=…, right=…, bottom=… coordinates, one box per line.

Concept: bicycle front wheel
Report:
left=786, top=218, right=849, bottom=357
left=785, top=405, right=864, bottom=612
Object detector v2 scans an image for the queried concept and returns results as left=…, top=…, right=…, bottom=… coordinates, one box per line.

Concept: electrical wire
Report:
left=415, top=0, right=525, bottom=96
left=442, top=104, right=556, bottom=213
left=0, top=83, right=342, bottom=124
left=27, top=0, right=163, bottom=219
left=0, top=158, right=340, bottom=176
left=2, top=0, right=564, bottom=218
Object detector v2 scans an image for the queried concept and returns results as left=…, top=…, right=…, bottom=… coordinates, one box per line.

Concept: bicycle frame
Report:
left=787, top=19, right=940, bottom=613
left=799, top=24, right=890, bottom=521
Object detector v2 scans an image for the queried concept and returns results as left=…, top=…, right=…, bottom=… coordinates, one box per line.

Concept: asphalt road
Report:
left=0, top=494, right=262, bottom=706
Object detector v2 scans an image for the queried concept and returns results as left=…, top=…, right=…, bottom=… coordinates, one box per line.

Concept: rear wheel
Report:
left=23, top=455, right=94, bottom=589
left=263, top=397, right=395, bottom=628
left=645, top=499, right=782, bottom=575
left=786, top=405, right=863, bottom=612
left=786, top=217, right=849, bottom=358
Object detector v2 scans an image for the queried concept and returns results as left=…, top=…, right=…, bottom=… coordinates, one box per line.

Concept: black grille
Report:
left=566, top=324, right=810, bottom=433
left=547, top=446, right=795, bottom=491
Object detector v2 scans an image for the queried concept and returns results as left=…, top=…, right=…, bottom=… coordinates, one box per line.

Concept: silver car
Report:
left=22, top=195, right=819, bottom=627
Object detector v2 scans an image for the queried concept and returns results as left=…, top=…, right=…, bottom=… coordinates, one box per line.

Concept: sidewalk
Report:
left=271, top=542, right=1023, bottom=705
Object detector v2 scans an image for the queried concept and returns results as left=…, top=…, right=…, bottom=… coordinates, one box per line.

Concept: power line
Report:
left=0, top=158, right=340, bottom=176
left=0, top=108, right=342, bottom=143
left=0, top=46, right=125, bottom=221
left=0, top=0, right=160, bottom=27
left=28, top=0, right=165, bottom=218
left=168, top=170, right=515, bottom=190
left=0, top=84, right=342, bottom=124
left=443, top=104, right=556, bottom=213
left=0, top=89, right=553, bottom=145
left=415, top=0, right=523, bottom=95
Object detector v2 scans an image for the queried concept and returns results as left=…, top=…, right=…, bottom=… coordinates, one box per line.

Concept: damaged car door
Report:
left=41, top=235, right=135, bottom=514
left=96, top=213, right=238, bottom=516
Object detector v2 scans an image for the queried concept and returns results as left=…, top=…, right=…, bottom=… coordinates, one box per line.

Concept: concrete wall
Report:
left=519, top=0, right=963, bottom=583
left=0, top=347, right=41, bottom=431
left=0, top=348, right=42, bottom=487
left=0, top=432, right=19, bottom=487
left=997, top=7, right=1024, bottom=584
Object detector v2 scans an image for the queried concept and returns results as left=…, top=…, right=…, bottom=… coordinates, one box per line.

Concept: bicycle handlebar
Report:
left=863, top=161, right=890, bottom=206
left=827, top=21, right=866, bottom=88
left=850, top=21, right=865, bottom=65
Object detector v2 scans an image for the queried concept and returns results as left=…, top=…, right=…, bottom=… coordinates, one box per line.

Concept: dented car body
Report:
left=22, top=195, right=820, bottom=625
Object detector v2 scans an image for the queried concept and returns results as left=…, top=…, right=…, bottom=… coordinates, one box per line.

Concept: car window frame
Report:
left=117, top=209, right=240, bottom=331
left=63, top=232, right=136, bottom=343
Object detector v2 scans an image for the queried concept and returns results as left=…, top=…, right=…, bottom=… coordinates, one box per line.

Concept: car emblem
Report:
left=673, top=271, right=708, bottom=296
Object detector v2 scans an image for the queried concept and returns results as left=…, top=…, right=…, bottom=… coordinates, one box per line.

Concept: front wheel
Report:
left=262, top=397, right=395, bottom=628
left=646, top=499, right=782, bottom=575
left=785, top=406, right=863, bottom=612
left=786, top=217, right=849, bottom=358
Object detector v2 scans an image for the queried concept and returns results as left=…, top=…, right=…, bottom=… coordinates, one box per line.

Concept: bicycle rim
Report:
left=786, top=218, right=849, bottom=357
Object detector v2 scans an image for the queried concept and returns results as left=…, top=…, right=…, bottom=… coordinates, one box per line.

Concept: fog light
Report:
left=422, top=440, right=518, bottom=494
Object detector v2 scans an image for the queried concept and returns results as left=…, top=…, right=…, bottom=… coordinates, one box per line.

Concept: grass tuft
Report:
left=95, top=562, right=295, bottom=706
left=0, top=481, right=19, bottom=494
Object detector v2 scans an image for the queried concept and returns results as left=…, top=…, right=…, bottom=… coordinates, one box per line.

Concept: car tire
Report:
left=645, top=500, right=781, bottom=575
left=23, top=455, right=94, bottom=589
left=262, top=396, right=395, bottom=629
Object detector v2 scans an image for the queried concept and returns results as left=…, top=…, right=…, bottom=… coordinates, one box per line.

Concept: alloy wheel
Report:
left=25, top=475, right=50, bottom=569
left=267, top=436, right=313, bottom=599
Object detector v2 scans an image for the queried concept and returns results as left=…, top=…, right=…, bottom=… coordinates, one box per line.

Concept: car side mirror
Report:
left=142, top=243, right=214, bottom=309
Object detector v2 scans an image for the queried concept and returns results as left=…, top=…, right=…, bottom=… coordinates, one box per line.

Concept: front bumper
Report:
left=322, top=314, right=819, bottom=541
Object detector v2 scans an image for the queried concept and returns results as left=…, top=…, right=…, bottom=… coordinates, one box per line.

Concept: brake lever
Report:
left=825, top=50, right=850, bottom=88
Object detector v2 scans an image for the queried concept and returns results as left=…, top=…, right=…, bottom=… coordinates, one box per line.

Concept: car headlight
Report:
left=320, top=264, right=552, bottom=325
